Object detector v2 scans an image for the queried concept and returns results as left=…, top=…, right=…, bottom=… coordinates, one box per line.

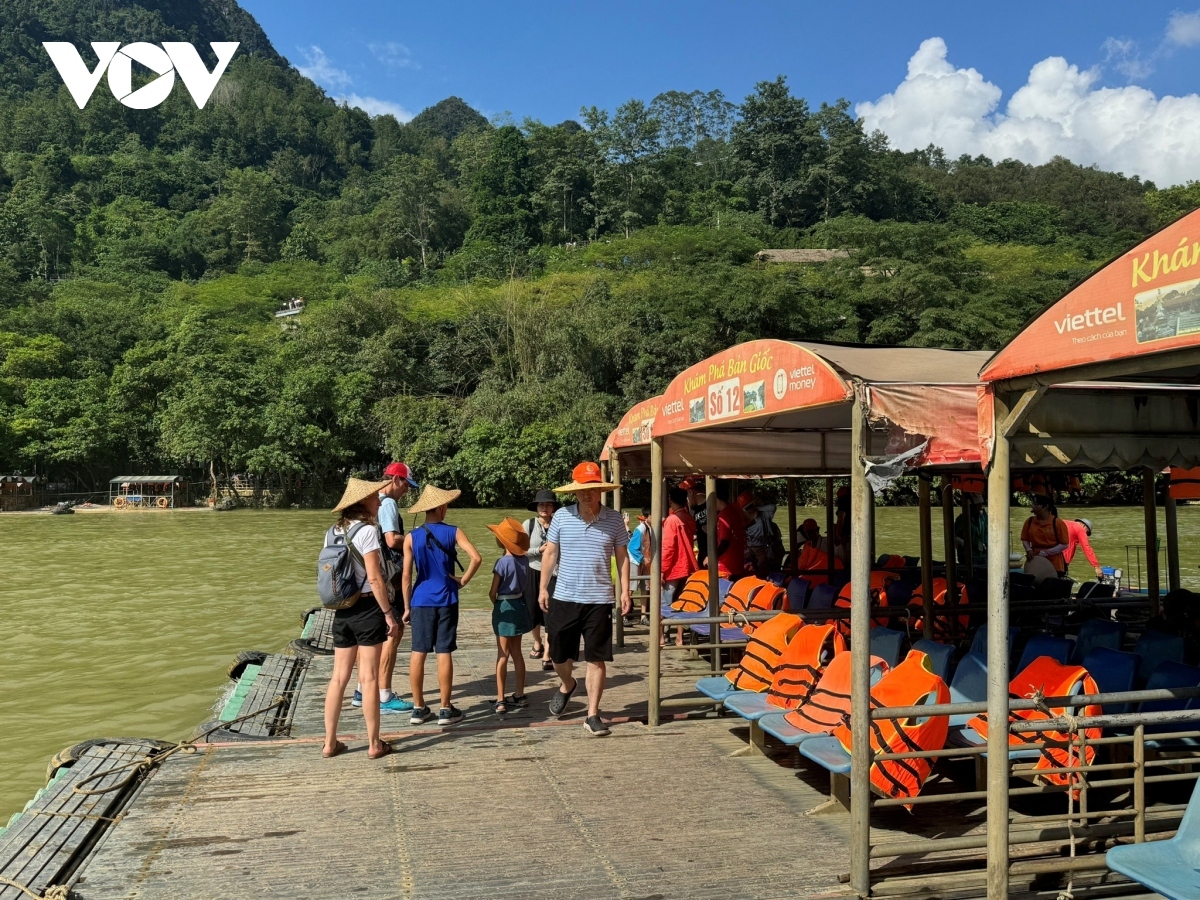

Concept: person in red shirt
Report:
left=1063, top=517, right=1102, bottom=577
left=660, top=487, right=699, bottom=647
left=715, top=487, right=747, bottom=579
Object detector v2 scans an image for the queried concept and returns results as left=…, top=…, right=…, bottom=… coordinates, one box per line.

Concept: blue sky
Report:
left=240, top=1, right=1198, bottom=123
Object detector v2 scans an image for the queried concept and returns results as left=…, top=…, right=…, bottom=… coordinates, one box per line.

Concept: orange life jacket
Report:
left=793, top=543, right=843, bottom=585
left=1169, top=467, right=1200, bottom=501
left=724, top=613, right=804, bottom=692
left=671, top=570, right=713, bottom=613
left=834, top=649, right=950, bottom=807
left=879, top=554, right=907, bottom=570
left=721, top=576, right=785, bottom=634
left=834, top=571, right=898, bottom=632
left=784, top=652, right=890, bottom=735
left=950, top=474, right=986, bottom=493
left=765, top=623, right=846, bottom=711
left=908, top=578, right=969, bottom=638
left=966, top=656, right=1100, bottom=787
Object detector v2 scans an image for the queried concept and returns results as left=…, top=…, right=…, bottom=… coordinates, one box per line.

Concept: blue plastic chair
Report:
left=696, top=675, right=740, bottom=704
left=1134, top=631, right=1188, bottom=687
left=808, top=583, right=838, bottom=611
left=1016, top=634, right=1073, bottom=673
left=798, top=734, right=853, bottom=773
left=662, top=576, right=732, bottom=620
left=1071, top=619, right=1125, bottom=664
left=869, top=627, right=908, bottom=669
left=785, top=578, right=810, bottom=611
left=969, top=625, right=1018, bottom=658
left=912, top=639, right=954, bottom=682
left=1106, top=776, right=1200, bottom=899
left=757, top=658, right=889, bottom=745
left=1080, top=646, right=1139, bottom=714
left=1140, top=661, right=1200, bottom=736
left=947, top=652, right=988, bottom=728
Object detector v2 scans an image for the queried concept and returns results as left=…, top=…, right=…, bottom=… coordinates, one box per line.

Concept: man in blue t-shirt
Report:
left=365, top=461, right=419, bottom=713
left=539, top=461, right=630, bottom=737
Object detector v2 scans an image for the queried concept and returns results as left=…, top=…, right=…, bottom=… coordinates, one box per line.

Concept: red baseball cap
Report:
left=737, top=490, right=756, bottom=508
left=383, top=462, right=419, bottom=489
left=679, top=477, right=703, bottom=491
left=571, top=461, right=604, bottom=484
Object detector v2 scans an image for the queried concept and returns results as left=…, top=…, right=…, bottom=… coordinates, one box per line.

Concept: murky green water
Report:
left=2, top=503, right=1196, bottom=818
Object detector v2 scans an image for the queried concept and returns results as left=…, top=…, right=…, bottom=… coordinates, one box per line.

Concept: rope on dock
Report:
left=0, top=876, right=69, bottom=899
left=70, top=697, right=286, bottom=798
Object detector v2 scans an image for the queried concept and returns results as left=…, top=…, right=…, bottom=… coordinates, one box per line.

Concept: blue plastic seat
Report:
left=798, top=735, right=853, bottom=774
left=1080, top=646, right=1139, bottom=714
left=912, top=639, right=954, bottom=682
left=1071, top=619, right=1125, bottom=664
left=1134, top=631, right=1188, bottom=687
left=969, top=625, right=1018, bottom=658
left=947, top=652, right=987, bottom=728
left=1106, top=776, right=1200, bottom=899
left=785, top=578, right=810, bottom=611
left=690, top=623, right=750, bottom=641
left=1016, top=634, right=1072, bottom=673
left=722, top=692, right=783, bottom=721
left=808, top=583, right=838, bottom=611
left=1140, top=661, right=1200, bottom=736
left=662, top=576, right=732, bottom=619
left=695, top=675, right=740, bottom=703
left=758, top=712, right=831, bottom=746
left=869, top=627, right=908, bottom=669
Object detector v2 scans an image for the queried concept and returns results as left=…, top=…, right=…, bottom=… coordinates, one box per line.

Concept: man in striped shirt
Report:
left=539, top=461, right=631, bottom=736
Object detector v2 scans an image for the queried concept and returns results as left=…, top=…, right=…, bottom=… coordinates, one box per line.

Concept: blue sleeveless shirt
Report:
left=410, top=521, right=460, bottom=608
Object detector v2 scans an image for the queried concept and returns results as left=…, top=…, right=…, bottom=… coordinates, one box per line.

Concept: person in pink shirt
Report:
left=1063, top=517, right=1102, bottom=578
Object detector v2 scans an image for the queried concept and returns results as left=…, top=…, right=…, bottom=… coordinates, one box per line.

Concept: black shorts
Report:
left=410, top=604, right=459, bottom=654
left=524, top=570, right=556, bottom=629
left=546, top=599, right=613, bottom=664
left=333, top=596, right=388, bottom=649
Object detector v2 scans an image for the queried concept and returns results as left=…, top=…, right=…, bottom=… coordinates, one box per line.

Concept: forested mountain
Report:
left=1, top=0, right=1198, bottom=504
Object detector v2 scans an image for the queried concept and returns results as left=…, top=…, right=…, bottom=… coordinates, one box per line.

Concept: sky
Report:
left=239, top=1, right=1200, bottom=185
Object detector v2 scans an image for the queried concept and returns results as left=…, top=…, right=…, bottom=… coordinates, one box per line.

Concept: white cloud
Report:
left=1166, top=9, right=1200, bottom=47
left=1102, top=37, right=1153, bottom=80
left=337, top=93, right=414, bottom=122
left=857, top=37, right=1200, bottom=186
left=369, top=41, right=420, bottom=70
left=296, top=45, right=352, bottom=89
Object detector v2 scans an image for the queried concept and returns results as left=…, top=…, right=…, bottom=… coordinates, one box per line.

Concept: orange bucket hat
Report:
left=487, top=517, right=530, bottom=555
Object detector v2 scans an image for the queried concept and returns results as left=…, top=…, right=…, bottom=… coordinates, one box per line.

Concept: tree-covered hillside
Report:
left=1, top=0, right=1199, bottom=504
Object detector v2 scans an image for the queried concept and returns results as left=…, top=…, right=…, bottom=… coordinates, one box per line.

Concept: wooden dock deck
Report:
left=0, top=611, right=1161, bottom=899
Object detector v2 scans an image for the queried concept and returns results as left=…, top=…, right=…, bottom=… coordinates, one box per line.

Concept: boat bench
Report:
left=210, top=653, right=309, bottom=740
left=0, top=739, right=164, bottom=900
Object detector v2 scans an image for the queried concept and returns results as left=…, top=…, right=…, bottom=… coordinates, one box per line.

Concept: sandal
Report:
left=367, top=741, right=394, bottom=760
left=322, top=740, right=347, bottom=758
left=507, top=694, right=529, bottom=708
left=491, top=699, right=509, bottom=714
left=542, top=659, right=555, bottom=671
left=529, top=644, right=544, bottom=659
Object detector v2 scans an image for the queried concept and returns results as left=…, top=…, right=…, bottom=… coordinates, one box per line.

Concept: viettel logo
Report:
left=43, top=42, right=240, bottom=110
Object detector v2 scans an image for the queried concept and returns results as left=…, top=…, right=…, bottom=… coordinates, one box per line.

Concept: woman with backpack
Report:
left=322, top=478, right=399, bottom=760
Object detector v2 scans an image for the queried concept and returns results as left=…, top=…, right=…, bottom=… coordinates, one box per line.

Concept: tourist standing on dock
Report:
left=402, top=485, right=482, bottom=727
left=539, top=461, right=631, bottom=736
left=323, top=478, right=400, bottom=760
left=1020, top=494, right=1070, bottom=575
left=682, top=478, right=708, bottom=567
left=487, top=517, right=532, bottom=713
left=1063, top=517, right=1103, bottom=578
left=714, top=485, right=747, bottom=579
left=661, top=487, right=698, bottom=647
left=361, top=461, right=418, bottom=714
left=524, top=489, right=559, bottom=671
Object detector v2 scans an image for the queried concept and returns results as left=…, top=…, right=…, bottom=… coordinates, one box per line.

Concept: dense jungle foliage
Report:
left=1, top=0, right=1199, bottom=505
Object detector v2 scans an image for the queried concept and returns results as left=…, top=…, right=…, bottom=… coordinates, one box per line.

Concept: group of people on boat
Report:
left=321, top=460, right=631, bottom=759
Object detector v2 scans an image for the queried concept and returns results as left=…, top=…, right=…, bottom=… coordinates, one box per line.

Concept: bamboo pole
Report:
left=787, top=480, right=797, bottom=563
left=986, top=399, right=1012, bottom=900
left=849, top=398, right=873, bottom=898
left=1143, top=468, right=1160, bottom=615
left=1165, top=492, right=1180, bottom=593
left=826, top=477, right=835, bottom=582
left=706, top=476, right=720, bottom=678
left=919, top=476, right=934, bottom=640
left=942, top=479, right=958, bottom=607
left=648, top=439, right=664, bottom=727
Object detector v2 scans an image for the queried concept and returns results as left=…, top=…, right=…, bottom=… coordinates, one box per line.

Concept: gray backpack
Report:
left=317, top=522, right=367, bottom=610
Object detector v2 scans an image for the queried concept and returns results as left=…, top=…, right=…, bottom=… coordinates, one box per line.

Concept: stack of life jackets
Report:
left=671, top=569, right=714, bottom=614
left=720, top=576, right=786, bottom=635
left=782, top=651, right=890, bottom=734
left=907, top=577, right=969, bottom=639
left=724, top=613, right=804, bottom=692
left=833, top=571, right=899, bottom=634
left=966, top=656, right=1101, bottom=788
left=832, top=649, right=951, bottom=808
left=764, top=623, right=846, bottom=710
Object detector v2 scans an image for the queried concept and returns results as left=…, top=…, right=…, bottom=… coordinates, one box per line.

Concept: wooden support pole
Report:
left=826, top=477, right=836, bottom=582
left=942, top=479, right=958, bottom=606
left=849, top=399, right=873, bottom=898
left=611, top=454, right=624, bottom=648
left=1143, top=468, right=1160, bottom=616
left=648, top=439, right=664, bottom=728
left=919, top=476, right=934, bottom=640
left=706, top=476, right=720, bottom=677
left=787, top=480, right=798, bottom=563
left=610, top=456, right=621, bottom=512
left=1166, top=492, right=1181, bottom=593
left=986, top=401, right=1012, bottom=900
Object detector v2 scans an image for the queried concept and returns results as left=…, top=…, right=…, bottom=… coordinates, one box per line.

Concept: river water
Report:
left=2, top=504, right=1196, bottom=817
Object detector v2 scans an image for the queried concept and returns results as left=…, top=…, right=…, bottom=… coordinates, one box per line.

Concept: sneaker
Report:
left=438, top=705, right=464, bottom=727
left=507, top=694, right=529, bottom=708
left=351, top=689, right=363, bottom=708
left=409, top=706, right=434, bottom=725
left=380, top=695, right=414, bottom=713
left=584, top=715, right=611, bottom=737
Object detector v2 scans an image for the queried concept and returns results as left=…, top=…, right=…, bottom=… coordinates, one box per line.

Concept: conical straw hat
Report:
left=408, top=484, right=462, bottom=515
left=332, top=477, right=390, bottom=513
left=553, top=460, right=619, bottom=494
